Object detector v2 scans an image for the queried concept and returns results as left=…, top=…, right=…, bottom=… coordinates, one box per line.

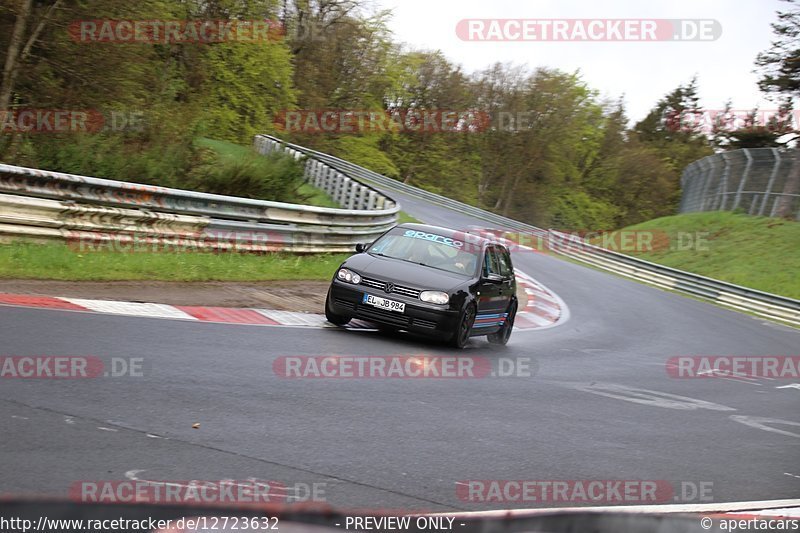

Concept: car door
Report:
left=495, top=245, right=515, bottom=309
left=475, top=246, right=509, bottom=331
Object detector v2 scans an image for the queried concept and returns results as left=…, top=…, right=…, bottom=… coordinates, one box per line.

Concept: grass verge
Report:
left=0, top=243, right=348, bottom=282
left=593, top=212, right=799, bottom=299
left=397, top=211, right=422, bottom=224
left=1, top=140, right=420, bottom=282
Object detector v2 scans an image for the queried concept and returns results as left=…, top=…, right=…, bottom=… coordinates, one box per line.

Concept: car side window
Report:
left=483, top=246, right=503, bottom=277
left=496, top=248, right=513, bottom=278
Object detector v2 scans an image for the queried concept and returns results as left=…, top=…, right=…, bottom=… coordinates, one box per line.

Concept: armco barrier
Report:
left=1, top=135, right=797, bottom=325
left=548, top=230, right=800, bottom=326
left=257, top=135, right=799, bottom=326
left=0, top=138, right=399, bottom=253
left=255, top=135, right=548, bottom=237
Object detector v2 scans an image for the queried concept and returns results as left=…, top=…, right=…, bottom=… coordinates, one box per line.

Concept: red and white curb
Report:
left=0, top=272, right=566, bottom=331
left=514, top=268, right=568, bottom=329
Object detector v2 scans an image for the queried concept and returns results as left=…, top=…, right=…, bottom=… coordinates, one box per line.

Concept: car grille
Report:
left=412, top=318, right=437, bottom=329
left=356, top=305, right=411, bottom=327
left=360, top=276, right=421, bottom=298
left=333, top=298, right=355, bottom=310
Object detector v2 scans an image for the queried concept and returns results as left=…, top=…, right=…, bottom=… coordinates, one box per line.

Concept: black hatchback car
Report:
left=325, top=223, right=517, bottom=348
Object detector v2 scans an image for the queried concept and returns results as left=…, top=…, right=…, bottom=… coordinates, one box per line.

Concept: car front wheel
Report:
left=449, top=304, right=476, bottom=349
left=325, top=289, right=351, bottom=326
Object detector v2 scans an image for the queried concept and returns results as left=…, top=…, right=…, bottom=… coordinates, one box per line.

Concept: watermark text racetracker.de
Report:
left=68, top=230, right=289, bottom=254
left=70, top=479, right=326, bottom=505
left=457, top=480, right=714, bottom=504
left=1, top=109, right=145, bottom=134
left=466, top=228, right=711, bottom=254
left=665, top=109, right=800, bottom=135
left=667, top=356, right=800, bottom=379
left=274, top=109, right=491, bottom=134
left=273, top=355, right=537, bottom=379
left=69, top=19, right=284, bottom=44
left=456, top=19, right=721, bottom=42
left=0, top=356, right=146, bottom=379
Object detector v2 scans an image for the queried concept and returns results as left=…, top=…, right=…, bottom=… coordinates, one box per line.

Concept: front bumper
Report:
left=329, top=281, right=459, bottom=338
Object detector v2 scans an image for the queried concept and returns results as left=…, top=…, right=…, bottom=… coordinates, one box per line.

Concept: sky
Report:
left=370, top=0, right=786, bottom=123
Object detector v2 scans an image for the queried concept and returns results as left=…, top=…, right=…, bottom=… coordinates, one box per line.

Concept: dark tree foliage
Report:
left=756, top=0, right=800, bottom=97
left=1, top=0, right=755, bottom=228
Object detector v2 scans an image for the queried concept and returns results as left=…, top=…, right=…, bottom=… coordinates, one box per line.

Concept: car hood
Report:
left=343, top=253, right=470, bottom=292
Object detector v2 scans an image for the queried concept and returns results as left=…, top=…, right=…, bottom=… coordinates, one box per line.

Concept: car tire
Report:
left=487, top=300, right=517, bottom=345
left=449, top=303, right=476, bottom=349
left=325, top=289, right=351, bottom=326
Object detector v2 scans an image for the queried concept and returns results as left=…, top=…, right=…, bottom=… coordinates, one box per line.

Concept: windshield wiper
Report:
left=370, top=252, right=425, bottom=266
left=370, top=252, right=465, bottom=275
left=415, top=262, right=468, bottom=275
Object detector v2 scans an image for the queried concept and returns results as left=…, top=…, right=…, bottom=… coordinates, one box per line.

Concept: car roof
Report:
left=395, top=223, right=499, bottom=248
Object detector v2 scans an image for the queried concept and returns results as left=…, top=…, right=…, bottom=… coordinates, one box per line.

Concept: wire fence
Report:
left=679, top=148, right=800, bottom=219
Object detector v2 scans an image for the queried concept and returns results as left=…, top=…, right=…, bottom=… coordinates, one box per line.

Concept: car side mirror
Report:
left=483, top=273, right=504, bottom=284
left=355, top=243, right=368, bottom=253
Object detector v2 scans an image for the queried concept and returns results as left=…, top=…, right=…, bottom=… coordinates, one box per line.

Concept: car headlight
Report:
left=419, top=290, right=449, bottom=305
left=337, top=268, right=361, bottom=284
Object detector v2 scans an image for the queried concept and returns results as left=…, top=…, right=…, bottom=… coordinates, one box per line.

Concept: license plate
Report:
left=362, top=293, right=406, bottom=313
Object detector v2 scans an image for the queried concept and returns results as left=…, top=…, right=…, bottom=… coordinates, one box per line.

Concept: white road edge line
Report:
left=424, top=499, right=800, bottom=517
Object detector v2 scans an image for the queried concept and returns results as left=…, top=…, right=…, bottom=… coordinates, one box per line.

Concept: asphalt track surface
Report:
left=1, top=184, right=799, bottom=512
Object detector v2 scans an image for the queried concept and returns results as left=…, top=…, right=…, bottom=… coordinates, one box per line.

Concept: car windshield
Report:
left=369, top=228, right=480, bottom=276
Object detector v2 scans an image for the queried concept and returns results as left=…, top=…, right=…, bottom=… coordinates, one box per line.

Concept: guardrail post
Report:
left=316, top=161, right=325, bottom=188
left=315, top=162, right=324, bottom=188
left=750, top=194, right=760, bottom=215
left=323, top=167, right=333, bottom=195
left=345, top=181, right=355, bottom=209
left=759, top=148, right=781, bottom=216
left=700, top=157, right=721, bottom=211
left=330, top=173, right=341, bottom=202
left=695, top=159, right=713, bottom=212
left=357, top=185, right=367, bottom=209
left=331, top=170, right=340, bottom=198
left=341, top=176, right=350, bottom=206
left=717, top=152, right=731, bottom=211
left=338, top=177, right=350, bottom=206
left=769, top=196, right=780, bottom=217
left=307, top=160, right=316, bottom=186
left=680, top=159, right=706, bottom=213
left=732, top=149, right=752, bottom=211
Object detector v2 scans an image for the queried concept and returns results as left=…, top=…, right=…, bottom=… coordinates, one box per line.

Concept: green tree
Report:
left=199, top=40, right=296, bottom=143
left=755, top=0, right=800, bottom=217
left=756, top=0, right=800, bottom=96
left=712, top=99, right=796, bottom=149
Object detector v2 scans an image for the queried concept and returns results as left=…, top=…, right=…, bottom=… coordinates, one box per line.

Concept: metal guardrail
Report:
left=1, top=133, right=796, bottom=325
left=0, top=137, right=399, bottom=253
left=547, top=231, right=800, bottom=326
left=256, top=135, right=548, bottom=237
left=680, top=148, right=800, bottom=220
left=262, top=135, right=799, bottom=326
